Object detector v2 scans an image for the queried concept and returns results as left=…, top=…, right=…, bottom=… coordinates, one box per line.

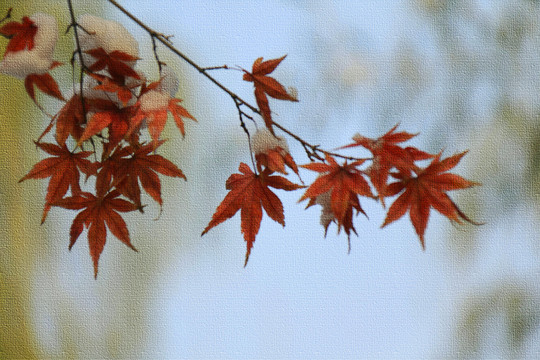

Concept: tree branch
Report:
left=106, top=0, right=368, bottom=163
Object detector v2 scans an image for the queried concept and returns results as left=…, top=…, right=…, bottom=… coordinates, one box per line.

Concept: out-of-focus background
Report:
left=1, top=0, right=539, bottom=358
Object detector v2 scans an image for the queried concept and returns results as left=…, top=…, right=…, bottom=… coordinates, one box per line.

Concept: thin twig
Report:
left=234, top=98, right=257, bottom=172
left=201, top=65, right=229, bottom=71
left=150, top=35, right=165, bottom=75
left=66, top=0, right=88, bottom=123
left=272, top=122, right=369, bottom=162
left=0, top=7, right=12, bottom=25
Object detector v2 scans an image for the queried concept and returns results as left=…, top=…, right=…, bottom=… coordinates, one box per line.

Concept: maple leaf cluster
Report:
left=1, top=6, right=481, bottom=277
left=202, top=57, right=480, bottom=263
left=3, top=12, right=194, bottom=277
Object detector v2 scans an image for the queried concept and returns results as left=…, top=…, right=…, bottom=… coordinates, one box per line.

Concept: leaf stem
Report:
left=234, top=98, right=257, bottom=173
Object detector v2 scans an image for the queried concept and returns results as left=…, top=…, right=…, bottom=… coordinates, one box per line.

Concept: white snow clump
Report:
left=77, top=14, right=139, bottom=58
left=251, top=128, right=289, bottom=154
left=139, top=90, right=171, bottom=112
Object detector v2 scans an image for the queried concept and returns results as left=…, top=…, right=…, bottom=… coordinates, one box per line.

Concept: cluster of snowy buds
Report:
left=1, top=5, right=480, bottom=277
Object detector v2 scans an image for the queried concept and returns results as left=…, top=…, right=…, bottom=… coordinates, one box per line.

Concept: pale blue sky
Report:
left=28, top=1, right=540, bottom=358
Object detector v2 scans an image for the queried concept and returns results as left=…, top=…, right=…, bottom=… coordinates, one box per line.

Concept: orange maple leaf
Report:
left=339, top=124, right=434, bottom=206
left=202, top=163, right=302, bottom=266
left=382, top=151, right=480, bottom=249
left=53, top=190, right=138, bottom=278
left=255, top=148, right=299, bottom=176
left=19, top=142, right=97, bottom=223
left=88, top=72, right=135, bottom=106
left=129, top=92, right=196, bottom=143
left=242, top=55, right=298, bottom=135
left=78, top=104, right=135, bottom=149
left=0, top=16, right=37, bottom=54
left=299, top=155, right=374, bottom=249
left=252, top=128, right=299, bottom=176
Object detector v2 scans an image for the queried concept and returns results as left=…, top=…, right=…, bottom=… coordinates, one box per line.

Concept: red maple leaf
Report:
left=88, top=72, right=135, bottom=106
left=85, top=47, right=140, bottom=83
left=78, top=105, right=135, bottom=149
left=382, top=151, right=481, bottom=249
left=0, top=16, right=37, bottom=54
left=24, top=71, right=64, bottom=103
left=242, top=55, right=298, bottom=135
left=98, top=142, right=186, bottom=210
left=299, top=155, right=374, bottom=249
left=47, top=95, right=124, bottom=147
left=19, top=142, right=97, bottom=223
left=94, top=144, right=132, bottom=198
left=202, top=163, right=303, bottom=266
left=129, top=92, right=196, bottom=143
left=255, top=148, right=299, bottom=176
left=52, top=94, right=85, bottom=145
left=339, top=124, right=434, bottom=206
left=52, top=190, right=139, bottom=278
